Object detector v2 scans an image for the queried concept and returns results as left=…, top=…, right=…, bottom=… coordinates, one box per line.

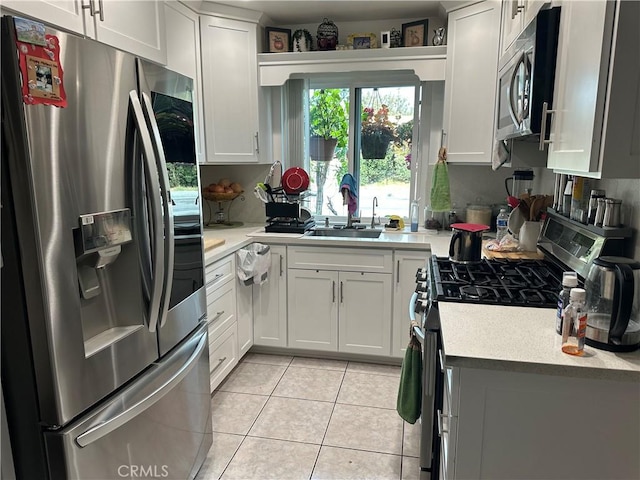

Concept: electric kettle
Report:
left=584, top=256, right=640, bottom=352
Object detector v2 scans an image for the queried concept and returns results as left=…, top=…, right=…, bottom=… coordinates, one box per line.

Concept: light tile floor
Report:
left=196, top=353, right=421, bottom=480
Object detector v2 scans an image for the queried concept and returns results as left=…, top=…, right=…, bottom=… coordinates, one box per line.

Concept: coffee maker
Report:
left=584, top=256, right=640, bottom=352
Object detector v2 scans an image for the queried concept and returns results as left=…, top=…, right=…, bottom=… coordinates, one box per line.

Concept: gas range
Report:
left=428, top=256, right=563, bottom=307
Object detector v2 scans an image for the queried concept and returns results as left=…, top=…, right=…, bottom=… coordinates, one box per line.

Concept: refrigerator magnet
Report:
left=17, top=34, right=67, bottom=107
left=13, top=17, right=47, bottom=47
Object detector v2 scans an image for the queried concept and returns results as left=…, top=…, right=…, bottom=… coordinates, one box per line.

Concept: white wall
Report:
left=200, top=164, right=272, bottom=224
left=534, top=168, right=640, bottom=259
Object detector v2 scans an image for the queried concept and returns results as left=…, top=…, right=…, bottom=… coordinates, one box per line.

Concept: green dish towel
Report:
left=396, top=325, right=422, bottom=424
left=431, top=147, right=451, bottom=212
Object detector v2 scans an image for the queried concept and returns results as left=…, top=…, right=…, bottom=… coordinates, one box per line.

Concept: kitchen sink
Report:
left=305, top=227, right=383, bottom=238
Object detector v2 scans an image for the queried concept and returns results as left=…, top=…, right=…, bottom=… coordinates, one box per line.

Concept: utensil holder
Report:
left=519, top=221, right=542, bottom=251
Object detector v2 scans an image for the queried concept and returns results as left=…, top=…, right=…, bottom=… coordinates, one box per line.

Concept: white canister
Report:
left=465, top=205, right=492, bottom=227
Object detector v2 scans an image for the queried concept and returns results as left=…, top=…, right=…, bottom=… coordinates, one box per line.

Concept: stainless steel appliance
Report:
left=495, top=7, right=561, bottom=142
left=409, top=209, right=632, bottom=479
left=584, top=257, right=640, bottom=352
left=448, top=223, right=488, bottom=264
left=1, top=16, right=211, bottom=479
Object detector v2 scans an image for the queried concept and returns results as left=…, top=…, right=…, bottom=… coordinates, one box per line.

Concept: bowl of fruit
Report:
left=202, top=179, right=244, bottom=201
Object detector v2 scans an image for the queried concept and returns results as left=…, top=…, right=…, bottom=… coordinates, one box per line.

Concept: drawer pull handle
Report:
left=209, top=310, right=225, bottom=324
left=214, top=273, right=224, bottom=280
left=212, top=356, right=227, bottom=373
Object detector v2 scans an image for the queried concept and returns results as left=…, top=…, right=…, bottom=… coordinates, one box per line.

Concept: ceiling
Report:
left=204, top=1, right=460, bottom=24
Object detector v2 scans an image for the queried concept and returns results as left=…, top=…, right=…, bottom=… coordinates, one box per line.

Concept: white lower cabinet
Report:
left=205, top=253, right=239, bottom=393
left=208, top=324, right=237, bottom=393
left=338, top=272, right=392, bottom=355
left=447, top=365, right=639, bottom=479
left=236, top=273, right=254, bottom=357
left=287, top=269, right=338, bottom=351
left=392, top=250, right=429, bottom=358
left=253, top=245, right=287, bottom=347
left=286, top=247, right=394, bottom=356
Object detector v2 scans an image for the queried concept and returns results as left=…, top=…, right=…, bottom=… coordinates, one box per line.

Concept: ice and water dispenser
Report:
left=74, top=209, right=146, bottom=358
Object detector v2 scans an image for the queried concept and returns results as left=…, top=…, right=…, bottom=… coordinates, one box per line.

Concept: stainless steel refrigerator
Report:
left=1, top=15, right=211, bottom=479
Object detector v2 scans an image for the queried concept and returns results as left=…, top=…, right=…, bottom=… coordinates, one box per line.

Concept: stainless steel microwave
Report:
left=495, top=7, right=561, bottom=142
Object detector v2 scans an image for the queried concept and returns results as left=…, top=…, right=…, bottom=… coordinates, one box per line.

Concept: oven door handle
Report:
left=409, top=292, right=425, bottom=343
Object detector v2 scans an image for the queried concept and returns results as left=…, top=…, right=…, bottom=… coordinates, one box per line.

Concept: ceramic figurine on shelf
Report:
left=292, top=29, right=313, bottom=52
left=432, top=27, right=446, bottom=46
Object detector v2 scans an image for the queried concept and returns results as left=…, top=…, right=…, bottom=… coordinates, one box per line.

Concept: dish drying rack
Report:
left=264, top=191, right=315, bottom=233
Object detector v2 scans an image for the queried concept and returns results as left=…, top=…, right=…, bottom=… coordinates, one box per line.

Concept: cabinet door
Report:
left=93, top=1, right=166, bottom=64
left=338, top=272, right=392, bottom=356
left=253, top=245, right=287, bottom=347
left=1, top=0, right=86, bottom=36
left=200, top=16, right=260, bottom=163
left=546, top=0, right=611, bottom=174
left=236, top=275, right=253, bottom=357
left=522, top=0, right=549, bottom=30
left=288, top=270, right=338, bottom=352
left=164, top=2, right=206, bottom=163
left=392, top=251, right=428, bottom=358
left=443, top=1, right=501, bottom=164
left=500, top=0, right=523, bottom=57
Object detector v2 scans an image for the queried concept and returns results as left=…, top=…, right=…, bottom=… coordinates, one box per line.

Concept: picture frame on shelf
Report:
left=402, top=19, right=428, bottom=47
left=265, top=27, right=291, bottom=53
left=347, top=32, right=377, bottom=49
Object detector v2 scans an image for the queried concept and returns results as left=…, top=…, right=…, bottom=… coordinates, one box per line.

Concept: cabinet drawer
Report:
left=288, top=247, right=393, bottom=273
left=209, top=323, right=238, bottom=393
left=206, top=280, right=236, bottom=342
left=205, top=254, right=234, bottom=288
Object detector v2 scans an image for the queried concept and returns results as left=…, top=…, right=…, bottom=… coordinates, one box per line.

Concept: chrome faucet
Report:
left=371, top=196, right=378, bottom=228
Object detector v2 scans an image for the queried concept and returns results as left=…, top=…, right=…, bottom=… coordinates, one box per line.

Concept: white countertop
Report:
left=439, top=302, right=640, bottom=381
left=202, top=224, right=452, bottom=265
left=201, top=226, right=640, bottom=381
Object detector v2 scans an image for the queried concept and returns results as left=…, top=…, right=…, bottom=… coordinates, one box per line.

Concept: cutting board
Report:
left=204, top=237, right=225, bottom=251
left=483, top=241, right=544, bottom=260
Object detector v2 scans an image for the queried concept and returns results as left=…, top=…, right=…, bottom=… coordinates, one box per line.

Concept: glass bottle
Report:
left=561, top=288, right=587, bottom=356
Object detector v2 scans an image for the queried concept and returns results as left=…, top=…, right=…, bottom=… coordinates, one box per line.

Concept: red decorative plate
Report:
left=282, top=167, right=310, bottom=194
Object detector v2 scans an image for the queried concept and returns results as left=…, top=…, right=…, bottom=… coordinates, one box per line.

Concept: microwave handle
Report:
left=521, top=53, right=532, bottom=122
left=507, top=53, right=525, bottom=128
left=539, top=102, right=556, bottom=151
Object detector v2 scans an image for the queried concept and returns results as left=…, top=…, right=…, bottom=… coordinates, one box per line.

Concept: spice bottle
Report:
left=561, top=288, right=587, bottom=356
left=410, top=200, right=419, bottom=232
left=556, top=272, right=578, bottom=335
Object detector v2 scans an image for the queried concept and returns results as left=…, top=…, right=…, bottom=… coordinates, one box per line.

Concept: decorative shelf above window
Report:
left=258, top=46, right=447, bottom=86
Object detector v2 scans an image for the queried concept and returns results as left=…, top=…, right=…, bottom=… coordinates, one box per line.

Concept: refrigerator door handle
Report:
left=140, top=91, right=175, bottom=329
left=129, top=91, right=164, bottom=333
left=75, top=330, right=207, bottom=448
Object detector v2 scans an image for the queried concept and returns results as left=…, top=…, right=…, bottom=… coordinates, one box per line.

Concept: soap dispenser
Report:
left=410, top=200, right=419, bottom=232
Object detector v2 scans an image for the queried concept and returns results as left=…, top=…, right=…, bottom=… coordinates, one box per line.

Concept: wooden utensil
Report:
left=529, top=196, right=545, bottom=221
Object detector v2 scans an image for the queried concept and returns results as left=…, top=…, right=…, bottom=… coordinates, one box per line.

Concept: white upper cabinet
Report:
left=1, top=0, right=85, bottom=35
left=2, top=0, right=166, bottom=64
left=443, top=1, right=501, bottom=164
left=164, top=1, right=206, bottom=163
left=90, top=1, right=166, bottom=64
left=200, top=15, right=261, bottom=164
left=500, top=0, right=549, bottom=56
left=546, top=0, right=640, bottom=178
